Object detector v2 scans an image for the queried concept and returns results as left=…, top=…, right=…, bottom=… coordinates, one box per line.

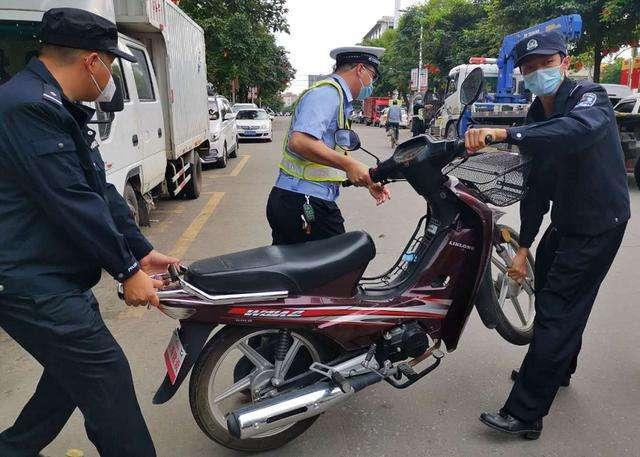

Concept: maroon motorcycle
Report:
left=125, top=69, right=536, bottom=451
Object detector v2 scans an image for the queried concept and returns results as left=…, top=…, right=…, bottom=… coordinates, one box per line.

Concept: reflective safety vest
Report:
left=279, top=79, right=350, bottom=183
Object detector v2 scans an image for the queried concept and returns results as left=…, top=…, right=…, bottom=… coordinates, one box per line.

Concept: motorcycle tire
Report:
left=189, top=326, right=332, bottom=452
left=489, top=225, right=535, bottom=346
left=634, top=157, right=640, bottom=190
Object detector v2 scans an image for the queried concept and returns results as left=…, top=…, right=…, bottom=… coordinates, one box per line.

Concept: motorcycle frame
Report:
left=152, top=174, right=499, bottom=403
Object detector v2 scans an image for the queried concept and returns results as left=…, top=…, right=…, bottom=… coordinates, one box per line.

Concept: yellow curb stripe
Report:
left=229, top=154, right=251, bottom=176
left=169, top=192, right=225, bottom=259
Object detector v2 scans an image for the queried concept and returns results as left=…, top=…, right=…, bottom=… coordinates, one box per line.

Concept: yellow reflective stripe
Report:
left=280, top=79, right=349, bottom=182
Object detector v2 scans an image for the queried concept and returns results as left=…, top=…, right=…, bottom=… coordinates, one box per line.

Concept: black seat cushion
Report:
left=185, top=231, right=376, bottom=295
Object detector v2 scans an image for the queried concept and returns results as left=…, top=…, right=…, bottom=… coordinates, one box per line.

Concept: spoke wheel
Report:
left=489, top=225, right=536, bottom=345
left=189, top=327, right=330, bottom=452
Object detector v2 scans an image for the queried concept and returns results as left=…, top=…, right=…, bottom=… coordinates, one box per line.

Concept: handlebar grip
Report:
left=369, top=167, right=381, bottom=184
left=342, top=179, right=353, bottom=187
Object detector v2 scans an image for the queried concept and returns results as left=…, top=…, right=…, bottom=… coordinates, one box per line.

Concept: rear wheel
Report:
left=189, top=327, right=330, bottom=452
left=634, top=158, right=640, bottom=190
left=123, top=182, right=140, bottom=227
left=184, top=154, right=202, bottom=200
left=489, top=225, right=535, bottom=345
left=229, top=139, right=238, bottom=158
left=216, top=143, right=228, bottom=169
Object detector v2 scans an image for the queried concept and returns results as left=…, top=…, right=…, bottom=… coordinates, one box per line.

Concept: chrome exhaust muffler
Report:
left=226, top=373, right=381, bottom=439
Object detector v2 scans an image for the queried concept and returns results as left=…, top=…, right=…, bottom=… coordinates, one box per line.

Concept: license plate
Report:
left=243, top=131, right=258, bottom=136
left=164, top=329, right=186, bottom=385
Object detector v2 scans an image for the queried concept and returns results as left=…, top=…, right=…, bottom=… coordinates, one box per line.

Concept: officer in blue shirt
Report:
left=267, top=46, right=391, bottom=245
left=465, top=31, right=630, bottom=440
left=0, top=8, right=179, bottom=456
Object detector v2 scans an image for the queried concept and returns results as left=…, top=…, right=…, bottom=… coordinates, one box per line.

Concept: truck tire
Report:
left=635, top=158, right=640, bottom=190
left=123, top=183, right=140, bottom=227
left=184, top=155, right=202, bottom=200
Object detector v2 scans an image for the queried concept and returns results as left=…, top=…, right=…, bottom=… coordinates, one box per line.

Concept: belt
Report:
left=274, top=171, right=340, bottom=201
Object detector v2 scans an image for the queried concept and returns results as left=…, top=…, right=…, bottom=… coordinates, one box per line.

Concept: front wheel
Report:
left=489, top=225, right=535, bottom=345
left=189, top=327, right=331, bottom=452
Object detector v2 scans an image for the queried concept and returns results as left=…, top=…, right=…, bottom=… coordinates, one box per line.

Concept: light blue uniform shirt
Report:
left=388, top=105, right=402, bottom=123
left=275, top=74, right=353, bottom=201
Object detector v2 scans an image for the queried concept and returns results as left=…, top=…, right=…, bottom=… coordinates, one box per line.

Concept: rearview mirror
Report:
left=98, top=74, right=125, bottom=113
left=334, top=129, right=361, bottom=151
left=459, top=67, right=484, bottom=107
left=224, top=113, right=236, bottom=121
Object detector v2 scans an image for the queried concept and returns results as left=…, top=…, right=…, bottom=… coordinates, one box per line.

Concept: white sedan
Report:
left=236, top=109, right=273, bottom=142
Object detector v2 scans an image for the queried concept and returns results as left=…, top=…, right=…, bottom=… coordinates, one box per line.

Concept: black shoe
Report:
left=510, top=369, right=571, bottom=387
left=480, top=410, right=542, bottom=440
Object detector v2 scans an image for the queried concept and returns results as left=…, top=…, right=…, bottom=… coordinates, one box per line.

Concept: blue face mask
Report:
left=357, top=69, right=374, bottom=100
left=523, top=66, right=564, bottom=96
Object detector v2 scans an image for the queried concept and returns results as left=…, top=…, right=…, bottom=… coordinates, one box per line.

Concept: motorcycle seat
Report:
left=185, top=231, right=376, bottom=296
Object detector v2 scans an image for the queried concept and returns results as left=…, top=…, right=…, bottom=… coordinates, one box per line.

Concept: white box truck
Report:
left=0, top=0, right=209, bottom=225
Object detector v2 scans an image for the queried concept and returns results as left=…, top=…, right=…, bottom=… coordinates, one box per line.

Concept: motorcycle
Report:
left=122, top=69, right=536, bottom=452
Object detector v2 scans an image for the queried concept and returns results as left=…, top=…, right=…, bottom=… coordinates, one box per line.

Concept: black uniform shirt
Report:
left=0, top=58, right=153, bottom=297
left=508, top=77, right=630, bottom=239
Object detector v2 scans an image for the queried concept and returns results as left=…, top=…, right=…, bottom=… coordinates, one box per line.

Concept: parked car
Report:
left=232, top=102, right=258, bottom=113
left=201, top=95, right=239, bottom=168
left=614, top=93, right=640, bottom=188
left=602, top=83, right=634, bottom=107
left=236, top=109, right=273, bottom=141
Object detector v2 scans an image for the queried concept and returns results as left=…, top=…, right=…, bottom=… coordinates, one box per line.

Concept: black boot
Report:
left=479, top=410, right=542, bottom=440
left=511, top=369, right=571, bottom=387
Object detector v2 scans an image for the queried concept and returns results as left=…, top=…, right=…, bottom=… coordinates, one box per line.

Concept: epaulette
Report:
left=42, top=83, right=63, bottom=106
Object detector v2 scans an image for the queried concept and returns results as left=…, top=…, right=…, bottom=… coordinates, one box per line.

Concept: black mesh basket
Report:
left=445, top=152, right=532, bottom=206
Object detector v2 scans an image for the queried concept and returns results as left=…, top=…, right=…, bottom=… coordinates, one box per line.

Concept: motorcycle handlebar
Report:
left=341, top=135, right=494, bottom=187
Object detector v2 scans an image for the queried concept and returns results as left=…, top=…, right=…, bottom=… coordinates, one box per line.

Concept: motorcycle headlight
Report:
left=158, top=304, right=197, bottom=320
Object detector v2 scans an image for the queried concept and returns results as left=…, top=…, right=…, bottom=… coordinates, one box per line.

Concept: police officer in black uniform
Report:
left=465, top=31, right=630, bottom=439
left=0, top=8, right=179, bottom=456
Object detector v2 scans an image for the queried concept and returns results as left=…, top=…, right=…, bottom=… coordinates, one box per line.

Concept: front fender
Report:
left=474, top=263, right=499, bottom=329
left=153, top=321, right=217, bottom=405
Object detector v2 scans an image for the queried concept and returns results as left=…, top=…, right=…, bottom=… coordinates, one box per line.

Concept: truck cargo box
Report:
left=118, top=0, right=208, bottom=160
left=0, top=0, right=115, bottom=21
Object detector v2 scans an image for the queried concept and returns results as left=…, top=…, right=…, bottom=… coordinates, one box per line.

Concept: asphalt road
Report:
left=1, top=118, right=639, bottom=457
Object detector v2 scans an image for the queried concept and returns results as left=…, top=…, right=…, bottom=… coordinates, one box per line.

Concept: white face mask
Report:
left=89, top=57, right=116, bottom=102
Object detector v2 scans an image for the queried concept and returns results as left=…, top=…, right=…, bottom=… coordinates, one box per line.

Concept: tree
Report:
left=601, top=57, right=624, bottom=83
left=486, top=0, right=640, bottom=81
left=179, top=0, right=295, bottom=102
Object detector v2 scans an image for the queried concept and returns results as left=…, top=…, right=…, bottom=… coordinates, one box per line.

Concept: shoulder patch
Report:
left=575, top=92, right=597, bottom=108
left=42, top=84, right=62, bottom=106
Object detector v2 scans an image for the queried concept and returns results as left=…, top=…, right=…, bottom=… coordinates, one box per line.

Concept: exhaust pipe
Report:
left=227, top=372, right=381, bottom=439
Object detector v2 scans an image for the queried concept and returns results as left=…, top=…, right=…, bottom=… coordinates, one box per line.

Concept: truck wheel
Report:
left=184, top=155, right=202, bottom=200
left=635, top=158, right=640, bottom=190
left=123, top=183, right=140, bottom=227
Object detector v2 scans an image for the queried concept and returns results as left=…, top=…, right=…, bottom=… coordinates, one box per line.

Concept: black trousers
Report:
left=504, top=223, right=626, bottom=422
left=0, top=290, right=156, bottom=457
left=266, top=187, right=345, bottom=245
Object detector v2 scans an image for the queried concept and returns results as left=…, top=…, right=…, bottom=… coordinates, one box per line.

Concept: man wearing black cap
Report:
left=465, top=31, right=630, bottom=439
left=0, top=8, right=178, bottom=456
left=267, top=45, right=390, bottom=245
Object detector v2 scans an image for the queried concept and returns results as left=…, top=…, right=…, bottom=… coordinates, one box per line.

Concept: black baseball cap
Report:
left=40, top=8, right=137, bottom=63
left=513, top=31, right=567, bottom=67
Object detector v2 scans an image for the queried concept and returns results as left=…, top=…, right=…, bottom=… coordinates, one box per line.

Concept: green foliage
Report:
left=376, top=0, right=640, bottom=92
left=179, top=0, right=295, bottom=102
left=601, top=58, right=624, bottom=83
